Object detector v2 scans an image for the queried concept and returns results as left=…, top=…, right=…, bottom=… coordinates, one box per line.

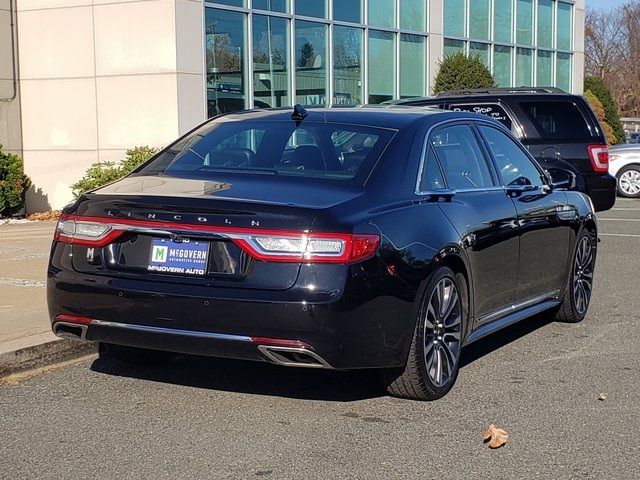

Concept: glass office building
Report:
left=205, top=0, right=579, bottom=116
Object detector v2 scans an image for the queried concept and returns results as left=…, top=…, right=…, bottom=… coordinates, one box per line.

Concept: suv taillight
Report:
left=587, top=144, right=609, bottom=173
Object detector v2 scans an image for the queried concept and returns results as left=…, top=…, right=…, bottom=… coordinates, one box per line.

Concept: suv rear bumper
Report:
left=584, top=173, right=617, bottom=211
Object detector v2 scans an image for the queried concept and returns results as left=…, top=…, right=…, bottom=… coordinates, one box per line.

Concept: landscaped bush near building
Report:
left=433, top=52, right=496, bottom=94
left=584, top=77, right=625, bottom=144
left=72, top=146, right=158, bottom=198
left=0, top=144, right=32, bottom=217
left=584, top=90, right=616, bottom=145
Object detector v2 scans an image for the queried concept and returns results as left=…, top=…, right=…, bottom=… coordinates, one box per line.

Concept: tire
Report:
left=380, top=267, right=467, bottom=401
left=616, top=165, right=640, bottom=198
left=556, top=229, right=597, bottom=323
left=99, top=342, right=173, bottom=365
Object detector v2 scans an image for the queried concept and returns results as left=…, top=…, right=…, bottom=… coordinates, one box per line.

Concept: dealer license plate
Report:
left=148, top=238, right=209, bottom=276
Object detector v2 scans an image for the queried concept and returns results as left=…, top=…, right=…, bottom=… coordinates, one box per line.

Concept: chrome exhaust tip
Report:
left=257, top=345, right=332, bottom=369
left=52, top=322, right=88, bottom=341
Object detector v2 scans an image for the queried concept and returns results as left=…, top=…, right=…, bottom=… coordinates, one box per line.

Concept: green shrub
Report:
left=584, top=90, right=616, bottom=145
left=72, top=146, right=158, bottom=198
left=0, top=144, right=32, bottom=217
left=584, top=77, right=625, bottom=144
left=433, top=52, right=496, bottom=94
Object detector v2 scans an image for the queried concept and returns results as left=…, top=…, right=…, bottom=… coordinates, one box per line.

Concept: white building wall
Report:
left=0, top=0, right=21, bottom=157
left=573, top=0, right=586, bottom=94
left=15, top=0, right=205, bottom=211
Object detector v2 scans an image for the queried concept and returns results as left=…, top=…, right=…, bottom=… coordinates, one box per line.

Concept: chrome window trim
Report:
left=414, top=117, right=506, bottom=196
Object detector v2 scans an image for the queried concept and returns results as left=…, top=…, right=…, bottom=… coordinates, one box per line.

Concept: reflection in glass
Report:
left=253, top=15, right=289, bottom=108
left=400, top=0, right=426, bottom=31
left=557, top=2, right=572, bottom=51
left=470, top=42, right=490, bottom=68
left=469, top=0, right=489, bottom=40
left=368, top=30, right=395, bottom=103
left=537, top=0, right=553, bottom=49
left=444, top=38, right=465, bottom=57
left=536, top=50, right=552, bottom=86
left=205, top=8, right=246, bottom=117
left=556, top=53, right=571, bottom=91
left=494, top=0, right=512, bottom=43
left=295, top=0, right=325, bottom=18
left=253, top=0, right=288, bottom=13
left=516, top=0, right=533, bottom=45
left=444, top=0, right=465, bottom=37
left=516, top=47, right=533, bottom=86
left=333, top=0, right=361, bottom=23
left=400, top=34, right=425, bottom=98
left=368, top=0, right=395, bottom=28
left=493, top=45, right=512, bottom=87
left=333, top=26, right=363, bottom=105
left=295, top=21, right=327, bottom=106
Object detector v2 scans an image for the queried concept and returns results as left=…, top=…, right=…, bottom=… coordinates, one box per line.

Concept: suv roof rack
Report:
left=435, top=87, right=566, bottom=97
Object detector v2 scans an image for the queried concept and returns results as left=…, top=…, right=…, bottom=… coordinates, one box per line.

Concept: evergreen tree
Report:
left=584, top=77, right=626, bottom=144
left=433, top=52, right=496, bottom=94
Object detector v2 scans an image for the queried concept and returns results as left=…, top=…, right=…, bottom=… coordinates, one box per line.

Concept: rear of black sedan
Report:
left=48, top=107, right=439, bottom=375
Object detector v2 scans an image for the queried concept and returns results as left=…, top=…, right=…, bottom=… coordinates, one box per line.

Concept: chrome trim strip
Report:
left=52, top=321, right=88, bottom=341
left=257, top=345, right=332, bottom=369
left=89, top=320, right=252, bottom=343
left=477, top=290, right=561, bottom=325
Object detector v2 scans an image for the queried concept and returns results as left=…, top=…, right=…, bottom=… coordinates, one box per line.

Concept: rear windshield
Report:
left=137, top=120, right=395, bottom=183
left=519, top=101, right=594, bottom=140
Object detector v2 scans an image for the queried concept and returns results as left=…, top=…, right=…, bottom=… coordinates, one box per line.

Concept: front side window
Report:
left=138, top=120, right=395, bottom=184
left=479, top=125, right=544, bottom=187
left=430, top=124, right=494, bottom=190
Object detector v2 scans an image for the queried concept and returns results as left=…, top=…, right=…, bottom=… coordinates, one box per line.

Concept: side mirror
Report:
left=545, top=167, right=576, bottom=190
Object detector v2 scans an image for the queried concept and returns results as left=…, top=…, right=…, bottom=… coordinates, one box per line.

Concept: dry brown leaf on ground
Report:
left=597, top=392, right=608, bottom=401
left=483, top=423, right=509, bottom=449
left=27, top=211, right=61, bottom=221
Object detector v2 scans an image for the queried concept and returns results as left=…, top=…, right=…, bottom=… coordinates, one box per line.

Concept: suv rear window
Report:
left=520, top=101, right=593, bottom=140
left=448, top=104, right=513, bottom=130
left=138, top=120, right=395, bottom=183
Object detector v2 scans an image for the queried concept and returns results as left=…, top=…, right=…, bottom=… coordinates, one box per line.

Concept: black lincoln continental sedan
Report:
left=48, top=105, right=598, bottom=400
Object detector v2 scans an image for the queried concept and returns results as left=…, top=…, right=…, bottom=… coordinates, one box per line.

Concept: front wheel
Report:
left=556, top=229, right=597, bottom=323
left=617, top=165, right=640, bottom=198
left=380, top=267, right=466, bottom=400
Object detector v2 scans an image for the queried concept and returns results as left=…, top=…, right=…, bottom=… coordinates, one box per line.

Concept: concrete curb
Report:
left=0, top=332, right=98, bottom=378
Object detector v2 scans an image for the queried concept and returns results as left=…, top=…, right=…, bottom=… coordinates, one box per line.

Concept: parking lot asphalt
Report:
left=1, top=199, right=639, bottom=479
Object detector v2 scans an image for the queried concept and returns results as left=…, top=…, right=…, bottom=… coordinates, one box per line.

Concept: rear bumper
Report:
left=583, top=173, right=616, bottom=211
left=47, top=264, right=416, bottom=370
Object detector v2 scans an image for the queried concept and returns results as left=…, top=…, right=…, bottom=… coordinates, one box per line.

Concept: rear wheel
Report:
left=380, top=267, right=466, bottom=400
left=99, top=343, right=173, bottom=365
left=556, top=229, right=596, bottom=323
left=617, top=165, right=640, bottom=198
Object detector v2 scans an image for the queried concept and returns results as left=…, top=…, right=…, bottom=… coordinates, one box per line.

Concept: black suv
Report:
left=392, top=88, right=617, bottom=211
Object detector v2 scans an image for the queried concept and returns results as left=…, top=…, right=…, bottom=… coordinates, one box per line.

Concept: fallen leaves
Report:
left=483, top=423, right=509, bottom=449
left=27, top=210, right=61, bottom=221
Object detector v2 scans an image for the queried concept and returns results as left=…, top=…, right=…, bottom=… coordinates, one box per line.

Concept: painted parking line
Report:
left=597, top=218, right=640, bottom=222
left=599, top=233, right=640, bottom=238
left=0, top=278, right=46, bottom=288
left=611, top=208, right=640, bottom=211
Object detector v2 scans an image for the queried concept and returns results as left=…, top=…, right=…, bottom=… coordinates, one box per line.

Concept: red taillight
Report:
left=587, top=144, right=609, bottom=173
left=54, top=214, right=380, bottom=264
left=54, top=314, right=92, bottom=325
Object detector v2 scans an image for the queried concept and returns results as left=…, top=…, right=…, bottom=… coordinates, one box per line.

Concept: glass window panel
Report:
left=470, top=42, right=490, bottom=68
left=400, top=0, right=426, bottom=31
left=536, top=50, right=552, bottom=87
left=368, top=0, right=395, bottom=28
left=537, top=0, right=553, bottom=49
left=400, top=34, right=426, bottom=98
left=420, top=146, right=446, bottom=192
left=493, top=45, right=512, bottom=87
left=368, top=30, right=395, bottom=103
left=444, top=38, right=465, bottom=57
left=333, top=0, right=361, bottom=23
left=515, top=47, right=532, bottom=86
left=556, top=52, right=571, bottom=92
left=469, top=0, right=490, bottom=40
left=211, top=0, right=245, bottom=7
left=295, top=20, right=327, bottom=106
left=516, top=0, right=533, bottom=45
left=333, top=26, right=363, bottom=105
left=205, top=8, right=247, bottom=117
left=557, top=2, right=572, bottom=51
left=253, top=0, right=288, bottom=13
left=252, top=15, right=289, bottom=108
left=444, top=0, right=465, bottom=37
left=295, top=0, right=326, bottom=18
left=494, top=0, right=512, bottom=43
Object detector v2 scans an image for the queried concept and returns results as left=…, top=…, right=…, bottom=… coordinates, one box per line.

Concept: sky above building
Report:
left=586, top=0, right=629, bottom=10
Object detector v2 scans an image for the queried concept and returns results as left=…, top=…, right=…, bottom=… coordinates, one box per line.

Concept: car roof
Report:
left=214, top=105, right=496, bottom=130
left=389, top=89, right=581, bottom=105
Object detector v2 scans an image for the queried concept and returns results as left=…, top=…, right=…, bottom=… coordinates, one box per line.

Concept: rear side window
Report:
left=430, top=124, right=494, bottom=190
left=520, top=101, right=593, bottom=140
left=448, top=104, right=513, bottom=130
left=138, top=121, right=395, bottom=183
